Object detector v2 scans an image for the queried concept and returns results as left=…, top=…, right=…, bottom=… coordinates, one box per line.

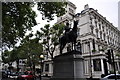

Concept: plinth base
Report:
left=51, top=50, right=86, bottom=80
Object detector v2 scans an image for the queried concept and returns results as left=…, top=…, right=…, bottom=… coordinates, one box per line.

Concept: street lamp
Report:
left=39, top=54, right=44, bottom=80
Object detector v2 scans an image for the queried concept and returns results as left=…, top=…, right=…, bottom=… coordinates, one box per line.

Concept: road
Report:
left=1, top=77, right=50, bottom=80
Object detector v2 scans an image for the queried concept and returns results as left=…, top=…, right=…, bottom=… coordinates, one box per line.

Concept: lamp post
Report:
left=39, top=54, right=44, bottom=80
left=111, top=49, right=117, bottom=80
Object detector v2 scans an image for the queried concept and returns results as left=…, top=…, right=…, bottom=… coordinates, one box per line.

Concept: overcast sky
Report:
left=69, top=0, right=119, bottom=27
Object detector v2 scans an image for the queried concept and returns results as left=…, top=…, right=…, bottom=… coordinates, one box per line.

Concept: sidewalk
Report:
left=1, top=76, right=50, bottom=80
left=36, top=76, right=50, bottom=80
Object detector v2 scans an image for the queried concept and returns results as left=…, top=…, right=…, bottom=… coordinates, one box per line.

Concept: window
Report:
left=60, top=17, right=62, bottom=20
left=19, top=60, right=22, bottom=63
left=69, top=8, right=74, bottom=13
left=102, top=26, right=104, bottom=32
left=96, top=29, right=98, bottom=37
left=93, top=59, right=101, bottom=71
left=98, top=45, right=100, bottom=51
left=103, top=33, right=106, bottom=40
left=45, top=64, right=49, bottom=72
left=95, top=21, right=97, bottom=27
left=90, top=25, right=94, bottom=34
left=100, top=31, right=102, bottom=39
left=107, top=36, right=109, bottom=44
left=99, top=24, right=101, bottom=30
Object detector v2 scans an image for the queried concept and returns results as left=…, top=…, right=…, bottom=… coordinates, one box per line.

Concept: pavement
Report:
left=37, top=77, right=50, bottom=80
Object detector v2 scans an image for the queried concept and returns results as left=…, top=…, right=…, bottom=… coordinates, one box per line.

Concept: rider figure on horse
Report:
left=65, top=21, right=71, bottom=35
left=64, top=21, right=71, bottom=42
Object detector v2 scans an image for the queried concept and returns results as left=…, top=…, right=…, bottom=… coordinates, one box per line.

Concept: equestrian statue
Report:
left=59, top=20, right=79, bottom=54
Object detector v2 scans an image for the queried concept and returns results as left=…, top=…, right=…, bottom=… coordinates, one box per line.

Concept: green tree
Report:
left=2, top=50, right=17, bottom=70
left=2, top=50, right=12, bottom=64
left=2, top=2, right=37, bottom=49
left=2, top=46, right=27, bottom=71
left=2, top=32, right=43, bottom=72
left=40, top=23, right=64, bottom=59
left=116, top=53, right=120, bottom=57
left=2, top=2, right=66, bottom=70
left=19, top=33, right=43, bottom=72
left=2, top=2, right=66, bottom=50
left=37, top=2, right=66, bottom=21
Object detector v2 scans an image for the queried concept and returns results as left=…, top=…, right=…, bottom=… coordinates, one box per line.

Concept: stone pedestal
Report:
left=51, top=50, right=86, bottom=80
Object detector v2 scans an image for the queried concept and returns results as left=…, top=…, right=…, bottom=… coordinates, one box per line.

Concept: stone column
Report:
left=101, top=59, right=104, bottom=74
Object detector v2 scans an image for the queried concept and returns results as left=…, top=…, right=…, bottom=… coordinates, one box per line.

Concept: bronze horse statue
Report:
left=59, top=20, right=78, bottom=54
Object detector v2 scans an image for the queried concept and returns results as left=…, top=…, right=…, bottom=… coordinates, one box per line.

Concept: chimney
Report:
left=84, top=4, right=89, bottom=10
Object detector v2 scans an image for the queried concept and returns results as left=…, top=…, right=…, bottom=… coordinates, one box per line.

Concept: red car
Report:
left=17, top=71, right=35, bottom=80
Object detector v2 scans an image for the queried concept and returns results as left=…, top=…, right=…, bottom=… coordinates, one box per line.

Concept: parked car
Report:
left=1, top=70, right=8, bottom=78
left=7, top=71, right=11, bottom=78
left=100, top=74, right=120, bottom=80
left=9, top=72, right=18, bottom=79
left=17, top=71, right=36, bottom=80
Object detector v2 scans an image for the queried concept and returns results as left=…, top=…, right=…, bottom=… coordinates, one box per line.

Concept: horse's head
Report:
left=74, top=20, right=79, bottom=27
left=72, top=20, right=79, bottom=32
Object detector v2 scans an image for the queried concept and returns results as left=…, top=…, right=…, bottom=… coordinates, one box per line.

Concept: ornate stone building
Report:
left=43, top=2, right=120, bottom=79
left=76, top=4, right=120, bottom=78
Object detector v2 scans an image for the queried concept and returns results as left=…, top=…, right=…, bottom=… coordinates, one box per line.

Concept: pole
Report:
left=90, top=49, right=92, bottom=79
left=111, top=49, right=117, bottom=80
left=39, top=59, right=42, bottom=80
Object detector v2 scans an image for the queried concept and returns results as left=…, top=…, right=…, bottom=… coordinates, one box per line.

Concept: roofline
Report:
left=77, top=8, right=120, bottom=33
left=67, top=1, right=76, bottom=9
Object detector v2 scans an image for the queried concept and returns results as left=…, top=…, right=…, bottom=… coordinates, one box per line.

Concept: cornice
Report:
left=67, top=1, right=77, bottom=9
left=89, top=9, right=120, bottom=33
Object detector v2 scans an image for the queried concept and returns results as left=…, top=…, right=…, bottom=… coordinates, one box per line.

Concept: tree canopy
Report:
left=37, top=2, right=66, bottom=20
left=2, top=33, right=43, bottom=70
left=2, top=2, right=67, bottom=66
left=2, top=2, right=66, bottom=50
left=40, top=23, right=65, bottom=59
left=2, top=2, right=37, bottom=49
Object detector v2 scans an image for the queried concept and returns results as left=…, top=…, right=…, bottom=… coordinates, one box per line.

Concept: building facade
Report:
left=76, top=4, right=120, bottom=78
left=43, top=2, right=120, bottom=79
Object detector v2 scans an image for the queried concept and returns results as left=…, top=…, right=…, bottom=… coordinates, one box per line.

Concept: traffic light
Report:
left=105, top=49, right=112, bottom=64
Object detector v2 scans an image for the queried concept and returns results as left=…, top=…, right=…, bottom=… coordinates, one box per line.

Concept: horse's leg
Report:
left=61, top=42, right=67, bottom=54
left=60, top=44, right=63, bottom=54
left=71, top=42, right=73, bottom=50
left=70, top=41, right=76, bottom=50
left=74, top=42, right=76, bottom=51
left=72, top=40, right=76, bottom=51
left=60, top=43, right=65, bottom=54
